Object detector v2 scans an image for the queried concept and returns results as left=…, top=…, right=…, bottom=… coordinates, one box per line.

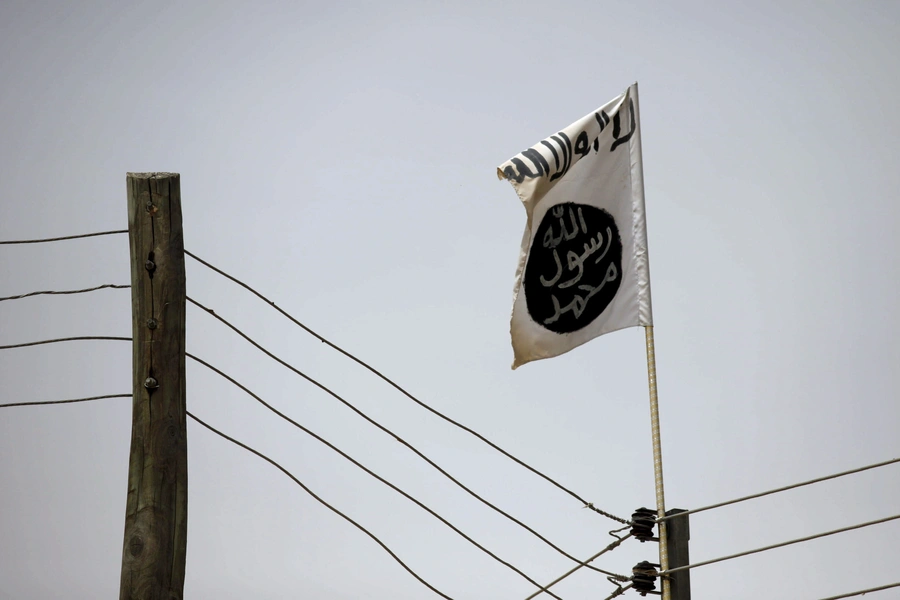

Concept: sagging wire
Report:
left=185, top=249, right=628, bottom=525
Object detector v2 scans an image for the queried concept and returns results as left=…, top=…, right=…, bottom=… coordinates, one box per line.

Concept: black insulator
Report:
left=632, top=561, right=661, bottom=596
left=630, top=507, right=658, bottom=542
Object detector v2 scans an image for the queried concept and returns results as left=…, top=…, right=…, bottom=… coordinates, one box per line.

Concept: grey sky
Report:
left=1, top=1, right=898, bottom=598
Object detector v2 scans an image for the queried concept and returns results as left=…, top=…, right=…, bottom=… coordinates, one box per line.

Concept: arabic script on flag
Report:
left=498, top=83, right=652, bottom=368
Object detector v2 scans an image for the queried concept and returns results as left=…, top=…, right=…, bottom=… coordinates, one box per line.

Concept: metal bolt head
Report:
left=147, top=318, right=158, bottom=330
left=144, top=377, right=159, bottom=389
left=145, top=259, right=156, bottom=272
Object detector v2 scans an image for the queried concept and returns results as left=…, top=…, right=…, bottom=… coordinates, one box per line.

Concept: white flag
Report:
left=498, top=83, right=652, bottom=369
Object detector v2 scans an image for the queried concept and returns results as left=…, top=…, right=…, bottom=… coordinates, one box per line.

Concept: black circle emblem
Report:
left=524, top=202, right=623, bottom=334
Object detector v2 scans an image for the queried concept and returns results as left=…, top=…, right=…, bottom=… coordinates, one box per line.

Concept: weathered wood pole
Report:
left=120, top=172, right=188, bottom=600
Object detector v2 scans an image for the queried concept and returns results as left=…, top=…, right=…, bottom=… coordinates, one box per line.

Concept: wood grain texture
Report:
left=120, top=173, right=187, bottom=600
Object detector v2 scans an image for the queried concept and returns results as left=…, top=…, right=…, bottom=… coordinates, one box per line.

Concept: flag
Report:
left=498, top=83, right=652, bottom=369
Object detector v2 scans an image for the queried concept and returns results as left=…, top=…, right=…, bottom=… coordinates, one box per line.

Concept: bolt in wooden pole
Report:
left=120, top=172, right=188, bottom=600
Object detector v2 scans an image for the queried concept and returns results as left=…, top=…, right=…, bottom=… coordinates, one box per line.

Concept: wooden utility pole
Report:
left=665, top=509, right=691, bottom=600
left=120, top=173, right=188, bottom=600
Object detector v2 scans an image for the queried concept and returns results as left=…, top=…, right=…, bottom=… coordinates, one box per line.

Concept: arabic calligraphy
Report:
left=500, top=98, right=636, bottom=185
left=524, top=203, right=623, bottom=333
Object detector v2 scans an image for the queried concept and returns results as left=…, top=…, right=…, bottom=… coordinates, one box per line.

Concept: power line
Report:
left=184, top=250, right=627, bottom=525
left=601, top=583, right=633, bottom=600
left=186, top=352, right=564, bottom=600
left=0, top=229, right=127, bottom=245
left=657, top=456, right=900, bottom=523
left=660, top=513, right=900, bottom=576
left=0, top=336, right=131, bottom=350
left=0, top=284, right=129, bottom=302
left=0, top=393, right=131, bottom=409
left=0, top=369, right=567, bottom=598
left=2, top=387, right=561, bottom=599
left=818, top=582, right=900, bottom=600
left=187, top=410, right=456, bottom=600
left=0, top=315, right=622, bottom=580
left=522, top=534, right=632, bottom=600
left=186, top=296, right=622, bottom=580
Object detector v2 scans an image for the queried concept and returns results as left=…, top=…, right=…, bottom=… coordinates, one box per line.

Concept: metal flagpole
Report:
left=644, top=325, right=670, bottom=600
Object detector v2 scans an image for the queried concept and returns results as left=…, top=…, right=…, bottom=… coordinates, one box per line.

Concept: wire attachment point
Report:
left=583, top=502, right=631, bottom=525
left=632, top=561, right=661, bottom=596
left=631, top=507, right=659, bottom=542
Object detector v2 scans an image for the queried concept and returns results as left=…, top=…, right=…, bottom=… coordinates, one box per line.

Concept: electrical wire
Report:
left=522, top=533, right=632, bottom=600
left=0, top=371, right=564, bottom=598
left=657, top=456, right=900, bottom=523
left=184, top=249, right=628, bottom=525
left=2, top=389, right=531, bottom=597
left=0, top=229, right=127, bottom=244
left=0, top=336, right=131, bottom=350
left=186, top=352, right=564, bottom=600
left=818, top=582, right=900, bottom=600
left=0, top=284, right=129, bottom=302
left=187, top=410, right=455, bottom=600
left=660, top=513, right=900, bottom=576
left=601, top=583, right=633, bottom=600
left=10, top=398, right=897, bottom=599
left=186, top=296, right=621, bottom=579
left=0, top=393, right=131, bottom=409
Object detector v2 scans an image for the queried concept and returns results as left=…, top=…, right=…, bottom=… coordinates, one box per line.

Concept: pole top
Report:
left=127, top=172, right=180, bottom=179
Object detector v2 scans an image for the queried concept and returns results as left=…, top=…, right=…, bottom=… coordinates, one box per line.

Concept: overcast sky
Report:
left=1, top=1, right=899, bottom=599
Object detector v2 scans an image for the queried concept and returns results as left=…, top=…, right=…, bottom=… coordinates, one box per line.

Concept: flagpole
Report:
left=644, top=325, right=670, bottom=600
